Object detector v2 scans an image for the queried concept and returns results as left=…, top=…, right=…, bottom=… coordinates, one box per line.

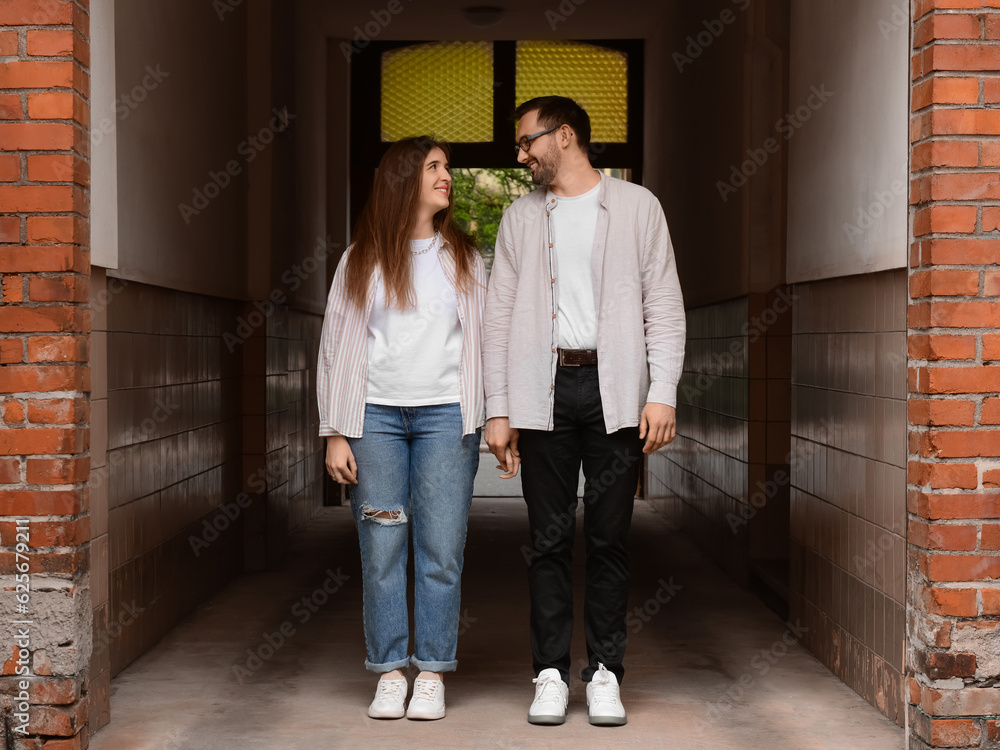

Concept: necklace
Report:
left=410, top=233, right=440, bottom=256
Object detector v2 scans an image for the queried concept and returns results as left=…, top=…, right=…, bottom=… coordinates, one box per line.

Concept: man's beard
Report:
left=531, top=161, right=556, bottom=186
left=529, top=147, right=558, bottom=186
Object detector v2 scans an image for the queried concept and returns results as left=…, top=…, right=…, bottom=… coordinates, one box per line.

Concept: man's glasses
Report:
left=514, top=126, right=559, bottom=156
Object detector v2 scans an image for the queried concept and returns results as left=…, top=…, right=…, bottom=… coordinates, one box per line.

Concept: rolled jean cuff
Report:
left=365, top=656, right=410, bottom=674
left=410, top=655, right=458, bottom=673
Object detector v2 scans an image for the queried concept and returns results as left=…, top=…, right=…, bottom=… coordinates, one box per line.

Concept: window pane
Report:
left=515, top=41, right=628, bottom=143
left=382, top=42, right=494, bottom=143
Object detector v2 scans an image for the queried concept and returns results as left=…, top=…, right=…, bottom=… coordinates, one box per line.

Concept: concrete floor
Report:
left=91, top=498, right=904, bottom=750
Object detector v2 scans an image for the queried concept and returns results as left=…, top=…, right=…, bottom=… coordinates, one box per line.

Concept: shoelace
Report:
left=532, top=675, right=564, bottom=704
left=411, top=679, right=442, bottom=702
left=375, top=679, right=406, bottom=702
left=590, top=679, right=620, bottom=705
left=591, top=665, right=620, bottom=705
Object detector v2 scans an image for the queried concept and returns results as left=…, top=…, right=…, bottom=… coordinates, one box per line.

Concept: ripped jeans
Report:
left=347, top=402, right=480, bottom=673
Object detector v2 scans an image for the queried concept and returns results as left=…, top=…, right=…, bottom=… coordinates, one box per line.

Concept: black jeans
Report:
left=518, top=364, right=643, bottom=685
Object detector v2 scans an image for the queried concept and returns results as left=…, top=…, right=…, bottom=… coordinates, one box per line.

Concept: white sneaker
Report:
left=586, top=663, right=627, bottom=726
left=528, top=668, right=569, bottom=725
left=406, top=678, right=446, bottom=720
left=368, top=677, right=407, bottom=719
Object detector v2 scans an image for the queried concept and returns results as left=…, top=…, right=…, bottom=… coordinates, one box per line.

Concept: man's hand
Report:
left=639, top=403, right=676, bottom=455
left=325, top=435, right=358, bottom=484
left=485, top=417, right=520, bottom=478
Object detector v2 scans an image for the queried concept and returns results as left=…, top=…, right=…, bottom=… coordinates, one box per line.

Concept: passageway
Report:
left=75, top=0, right=912, bottom=741
left=90, top=497, right=902, bottom=750
left=9, top=0, right=993, bottom=747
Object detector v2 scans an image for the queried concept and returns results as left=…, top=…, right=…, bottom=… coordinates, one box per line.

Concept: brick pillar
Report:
left=909, top=1, right=1000, bottom=747
left=0, top=0, right=92, bottom=747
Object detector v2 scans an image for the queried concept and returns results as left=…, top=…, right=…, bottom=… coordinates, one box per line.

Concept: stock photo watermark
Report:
left=385, top=137, right=441, bottom=189
left=878, top=2, right=909, bottom=39
left=222, top=234, right=340, bottom=352
left=91, top=65, right=170, bottom=148
left=716, top=84, right=834, bottom=202
left=90, top=63, right=170, bottom=146
left=43, top=65, right=167, bottom=184
left=9, top=518, right=31, bottom=736
left=626, top=576, right=682, bottom=634
left=93, top=601, right=144, bottom=657
left=673, top=0, right=751, bottom=72
left=570, top=577, right=682, bottom=678
left=88, top=393, right=180, bottom=495
left=703, top=620, right=810, bottom=723
left=213, top=0, right=244, bottom=20
left=843, top=180, right=906, bottom=244
left=521, top=504, right=576, bottom=565
left=546, top=0, right=586, bottom=31
left=679, top=288, right=796, bottom=404
left=188, top=453, right=286, bottom=556
left=232, top=567, right=351, bottom=684
left=854, top=529, right=897, bottom=580
left=339, top=0, right=414, bottom=61
left=158, top=727, right=189, bottom=750
left=520, top=448, right=641, bottom=564
left=457, top=609, right=477, bottom=637
left=727, top=417, right=839, bottom=533
left=92, top=277, right=129, bottom=317
left=178, top=107, right=296, bottom=224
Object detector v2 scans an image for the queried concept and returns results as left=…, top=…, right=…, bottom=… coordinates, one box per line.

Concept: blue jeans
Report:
left=348, top=402, right=480, bottom=673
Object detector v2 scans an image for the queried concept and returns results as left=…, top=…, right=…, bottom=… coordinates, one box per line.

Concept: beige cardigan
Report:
left=484, top=173, right=686, bottom=433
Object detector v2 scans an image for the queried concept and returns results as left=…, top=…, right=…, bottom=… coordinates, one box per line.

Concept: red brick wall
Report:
left=910, top=1, right=1000, bottom=747
left=0, top=0, right=91, bottom=747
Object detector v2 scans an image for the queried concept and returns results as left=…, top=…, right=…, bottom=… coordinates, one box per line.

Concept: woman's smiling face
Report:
left=419, top=146, right=451, bottom=219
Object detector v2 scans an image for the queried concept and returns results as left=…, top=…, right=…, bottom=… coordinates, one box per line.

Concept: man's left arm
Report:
left=638, top=198, right=686, bottom=454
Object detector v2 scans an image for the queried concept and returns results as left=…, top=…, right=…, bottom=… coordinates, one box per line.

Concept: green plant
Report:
left=451, top=167, right=535, bottom=272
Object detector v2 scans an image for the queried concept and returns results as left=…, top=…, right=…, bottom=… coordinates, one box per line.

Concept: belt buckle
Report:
left=558, top=349, right=580, bottom=366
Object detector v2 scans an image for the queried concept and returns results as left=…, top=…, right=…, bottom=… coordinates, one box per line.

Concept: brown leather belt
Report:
left=557, top=348, right=598, bottom=366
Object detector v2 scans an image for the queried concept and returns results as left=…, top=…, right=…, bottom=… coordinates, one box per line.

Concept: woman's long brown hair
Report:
left=344, top=137, right=479, bottom=310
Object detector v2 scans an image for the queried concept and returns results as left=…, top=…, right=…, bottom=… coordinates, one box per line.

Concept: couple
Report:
left=316, top=96, right=686, bottom=726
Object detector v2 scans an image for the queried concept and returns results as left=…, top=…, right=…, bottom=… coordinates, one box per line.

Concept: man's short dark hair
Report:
left=513, top=96, right=591, bottom=150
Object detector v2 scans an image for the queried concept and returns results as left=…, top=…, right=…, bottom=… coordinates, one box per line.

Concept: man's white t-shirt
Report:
left=548, top=181, right=601, bottom=350
left=365, top=235, right=463, bottom=405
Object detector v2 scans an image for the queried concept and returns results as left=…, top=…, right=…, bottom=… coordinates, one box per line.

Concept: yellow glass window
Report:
left=515, top=41, right=628, bottom=143
left=381, top=42, right=494, bottom=142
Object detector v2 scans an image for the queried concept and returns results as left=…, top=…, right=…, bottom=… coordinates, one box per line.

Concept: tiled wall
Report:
left=90, top=281, right=327, bottom=689
left=240, top=307, right=325, bottom=569
left=790, top=269, right=907, bottom=724
left=647, top=298, right=750, bottom=582
left=89, top=270, right=111, bottom=731
left=103, top=281, right=244, bottom=678
left=747, top=290, right=793, bottom=606
left=285, top=310, right=325, bottom=531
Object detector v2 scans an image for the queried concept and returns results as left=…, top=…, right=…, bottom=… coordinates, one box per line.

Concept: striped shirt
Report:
left=317, top=242, right=487, bottom=438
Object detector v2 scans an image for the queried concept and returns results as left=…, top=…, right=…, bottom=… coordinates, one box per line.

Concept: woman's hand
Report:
left=325, top=435, right=358, bottom=484
left=485, top=417, right=520, bottom=478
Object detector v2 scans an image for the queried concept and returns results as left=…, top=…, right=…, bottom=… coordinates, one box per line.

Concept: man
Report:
left=484, top=96, right=686, bottom=727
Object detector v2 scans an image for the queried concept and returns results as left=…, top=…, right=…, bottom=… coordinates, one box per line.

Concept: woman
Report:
left=316, top=137, right=486, bottom=721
